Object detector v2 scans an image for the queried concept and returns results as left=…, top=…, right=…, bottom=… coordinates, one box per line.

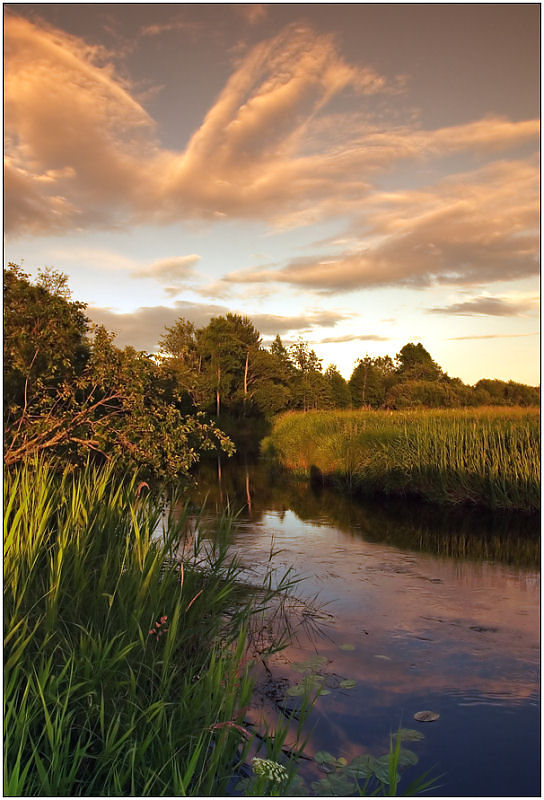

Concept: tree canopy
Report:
left=4, top=265, right=539, bottom=474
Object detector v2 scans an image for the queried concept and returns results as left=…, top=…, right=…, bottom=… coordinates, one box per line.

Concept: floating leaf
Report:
left=339, top=643, right=355, bottom=651
left=292, top=655, right=328, bottom=673
left=314, top=751, right=337, bottom=765
left=414, top=710, right=440, bottom=722
left=312, top=772, right=356, bottom=796
left=339, top=679, right=357, bottom=689
left=373, top=761, right=396, bottom=785
left=319, top=689, right=331, bottom=696
left=397, top=749, right=419, bottom=767
left=344, top=755, right=376, bottom=779
left=287, top=684, right=305, bottom=697
left=336, top=757, right=348, bottom=767
left=395, top=728, right=425, bottom=742
left=374, top=654, right=391, bottom=661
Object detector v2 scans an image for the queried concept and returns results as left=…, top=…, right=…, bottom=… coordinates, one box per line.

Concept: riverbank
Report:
left=3, top=460, right=309, bottom=796
left=262, top=406, right=540, bottom=512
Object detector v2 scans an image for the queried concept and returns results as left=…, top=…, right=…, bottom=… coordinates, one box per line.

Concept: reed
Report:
left=3, top=459, right=307, bottom=796
left=262, top=407, right=540, bottom=511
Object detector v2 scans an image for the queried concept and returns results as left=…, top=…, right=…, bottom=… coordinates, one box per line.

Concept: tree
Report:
left=349, top=355, right=395, bottom=408
left=325, top=365, right=351, bottom=408
left=4, top=263, right=90, bottom=424
left=4, top=266, right=233, bottom=479
left=197, top=314, right=261, bottom=419
left=395, top=343, right=442, bottom=382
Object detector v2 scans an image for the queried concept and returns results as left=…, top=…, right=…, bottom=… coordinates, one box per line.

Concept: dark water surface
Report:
left=188, top=460, right=540, bottom=797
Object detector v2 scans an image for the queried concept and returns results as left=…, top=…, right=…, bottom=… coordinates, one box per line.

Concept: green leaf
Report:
left=312, top=772, right=356, bottom=796
left=397, top=748, right=419, bottom=767
left=339, top=643, right=355, bottom=651
left=343, top=755, right=376, bottom=779
left=314, top=751, right=337, bottom=765
left=395, top=727, right=425, bottom=742
left=291, top=655, right=328, bottom=673
left=339, top=678, right=357, bottom=689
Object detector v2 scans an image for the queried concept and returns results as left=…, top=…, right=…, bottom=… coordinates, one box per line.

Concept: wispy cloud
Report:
left=234, top=5, right=268, bottom=26
left=429, top=294, right=539, bottom=317
left=448, top=332, right=539, bottom=341
left=87, top=301, right=348, bottom=350
left=4, top=13, right=539, bottom=258
left=319, top=333, right=390, bottom=343
left=133, top=255, right=201, bottom=286
left=228, top=159, right=539, bottom=291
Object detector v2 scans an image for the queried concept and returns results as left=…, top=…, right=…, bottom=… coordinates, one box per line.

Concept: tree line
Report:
left=4, top=264, right=539, bottom=478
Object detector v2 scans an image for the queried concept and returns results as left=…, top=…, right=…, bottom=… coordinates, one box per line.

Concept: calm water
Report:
left=187, top=459, right=540, bottom=797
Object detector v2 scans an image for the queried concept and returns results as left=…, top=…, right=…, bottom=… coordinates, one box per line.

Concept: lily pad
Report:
left=395, top=727, right=425, bottom=742
left=339, top=643, right=355, bottom=651
left=314, top=751, right=337, bottom=764
left=414, top=710, right=440, bottom=722
left=397, top=748, right=419, bottom=767
left=291, top=655, right=328, bottom=673
left=312, top=772, right=356, bottom=796
left=344, top=754, right=376, bottom=779
left=319, top=689, right=331, bottom=696
left=339, top=678, right=357, bottom=689
left=287, top=683, right=305, bottom=697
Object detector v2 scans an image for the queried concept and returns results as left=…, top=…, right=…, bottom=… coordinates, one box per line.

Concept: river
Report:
left=186, top=458, right=540, bottom=797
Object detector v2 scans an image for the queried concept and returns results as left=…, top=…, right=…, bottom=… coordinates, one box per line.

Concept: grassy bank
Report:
left=4, top=459, right=311, bottom=796
left=262, top=407, right=540, bottom=512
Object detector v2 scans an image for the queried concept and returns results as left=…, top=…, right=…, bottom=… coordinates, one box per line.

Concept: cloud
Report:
left=133, top=255, right=201, bottom=285
left=428, top=295, right=539, bottom=317
left=319, top=334, right=390, bottom=344
left=4, top=15, right=539, bottom=240
left=235, top=5, right=268, bottom=26
left=227, top=159, right=539, bottom=291
left=448, top=332, right=539, bottom=340
left=87, top=302, right=348, bottom=350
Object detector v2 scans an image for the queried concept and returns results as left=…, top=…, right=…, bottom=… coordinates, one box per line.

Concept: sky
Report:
left=4, top=2, right=540, bottom=385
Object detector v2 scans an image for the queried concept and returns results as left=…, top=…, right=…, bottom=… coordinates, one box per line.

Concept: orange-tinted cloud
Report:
left=4, top=15, right=540, bottom=246
left=428, top=294, right=539, bottom=317
left=133, top=255, right=201, bottom=286
left=228, top=159, right=539, bottom=290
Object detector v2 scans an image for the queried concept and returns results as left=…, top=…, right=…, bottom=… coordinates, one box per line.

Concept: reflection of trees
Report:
left=190, top=458, right=540, bottom=567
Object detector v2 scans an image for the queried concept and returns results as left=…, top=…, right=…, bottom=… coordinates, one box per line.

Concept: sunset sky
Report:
left=4, top=3, right=540, bottom=384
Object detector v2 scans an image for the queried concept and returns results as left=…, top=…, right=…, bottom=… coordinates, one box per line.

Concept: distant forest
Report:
left=4, top=264, right=539, bottom=476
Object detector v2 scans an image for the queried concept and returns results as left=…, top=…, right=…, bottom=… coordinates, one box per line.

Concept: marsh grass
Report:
left=263, top=407, right=540, bottom=511
left=3, top=459, right=312, bottom=796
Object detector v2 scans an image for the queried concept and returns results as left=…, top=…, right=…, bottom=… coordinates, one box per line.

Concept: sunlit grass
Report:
left=262, top=406, right=540, bottom=511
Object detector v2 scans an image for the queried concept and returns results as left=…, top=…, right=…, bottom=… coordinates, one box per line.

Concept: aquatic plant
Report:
left=3, top=458, right=305, bottom=796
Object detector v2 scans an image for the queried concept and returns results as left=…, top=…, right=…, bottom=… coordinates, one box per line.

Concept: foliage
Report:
left=4, top=267, right=232, bottom=480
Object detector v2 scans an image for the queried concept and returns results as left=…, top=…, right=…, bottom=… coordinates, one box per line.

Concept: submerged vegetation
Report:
left=263, top=407, right=540, bottom=512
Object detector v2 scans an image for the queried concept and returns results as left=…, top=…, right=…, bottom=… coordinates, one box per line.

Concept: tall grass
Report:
left=3, top=459, right=309, bottom=796
left=262, top=407, right=540, bottom=511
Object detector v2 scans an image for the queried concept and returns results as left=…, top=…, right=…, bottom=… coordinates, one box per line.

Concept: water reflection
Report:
left=185, top=458, right=540, bottom=797
left=192, top=459, right=540, bottom=566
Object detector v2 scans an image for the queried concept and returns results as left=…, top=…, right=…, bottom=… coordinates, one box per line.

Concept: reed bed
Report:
left=4, top=459, right=310, bottom=796
left=262, top=407, right=540, bottom=511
